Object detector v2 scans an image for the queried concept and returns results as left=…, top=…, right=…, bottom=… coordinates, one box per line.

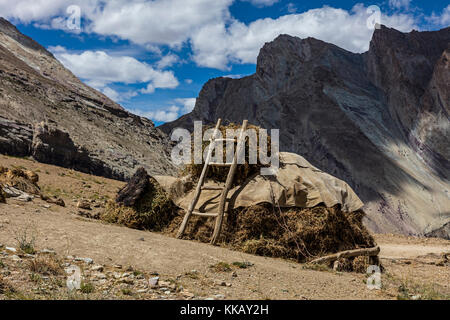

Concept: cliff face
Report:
left=161, top=26, right=450, bottom=237
left=0, top=18, right=176, bottom=180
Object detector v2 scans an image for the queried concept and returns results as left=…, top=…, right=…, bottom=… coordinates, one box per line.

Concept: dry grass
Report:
left=182, top=123, right=272, bottom=186
left=166, top=204, right=375, bottom=264
left=14, top=226, right=37, bottom=255
left=0, top=275, right=15, bottom=294
left=101, top=177, right=175, bottom=231
left=210, top=262, right=232, bottom=272
left=0, top=166, right=41, bottom=195
left=28, top=255, right=64, bottom=276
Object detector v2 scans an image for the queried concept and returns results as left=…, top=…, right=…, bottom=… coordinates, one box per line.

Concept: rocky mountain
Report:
left=0, top=18, right=176, bottom=180
left=161, top=26, right=450, bottom=238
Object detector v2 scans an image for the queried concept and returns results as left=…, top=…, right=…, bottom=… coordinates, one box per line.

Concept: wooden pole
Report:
left=308, top=246, right=380, bottom=265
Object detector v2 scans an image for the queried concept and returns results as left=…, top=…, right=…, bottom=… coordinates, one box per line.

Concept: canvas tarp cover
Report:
left=154, top=152, right=364, bottom=214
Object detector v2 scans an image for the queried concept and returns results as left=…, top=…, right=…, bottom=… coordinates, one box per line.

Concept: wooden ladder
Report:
left=176, top=118, right=248, bottom=244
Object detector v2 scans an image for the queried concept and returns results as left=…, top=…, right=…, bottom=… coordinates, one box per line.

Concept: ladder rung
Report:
left=209, top=162, right=233, bottom=166
left=201, top=186, right=223, bottom=191
left=214, top=138, right=237, bottom=142
left=192, top=211, right=218, bottom=217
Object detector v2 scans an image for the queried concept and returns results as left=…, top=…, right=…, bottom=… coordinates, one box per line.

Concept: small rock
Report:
left=411, top=294, right=422, bottom=300
left=164, top=290, right=171, bottom=295
left=5, top=247, right=16, bottom=253
left=182, top=291, right=195, bottom=298
left=47, top=197, right=65, bottom=207
left=11, top=255, right=21, bottom=261
left=77, top=200, right=91, bottom=210
left=40, top=249, right=56, bottom=255
left=17, top=194, right=33, bottom=202
left=91, top=265, right=104, bottom=272
left=232, top=271, right=238, bottom=278
left=214, top=280, right=227, bottom=287
left=94, top=273, right=107, bottom=280
left=43, top=204, right=51, bottom=209
left=137, top=289, right=147, bottom=293
left=74, top=257, right=93, bottom=264
left=138, top=237, right=145, bottom=241
left=214, top=294, right=225, bottom=299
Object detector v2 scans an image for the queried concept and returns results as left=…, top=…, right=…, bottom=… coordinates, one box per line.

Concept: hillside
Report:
left=0, top=18, right=176, bottom=180
left=161, top=26, right=450, bottom=238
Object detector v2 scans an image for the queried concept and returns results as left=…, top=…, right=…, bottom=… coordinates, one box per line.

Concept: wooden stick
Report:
left=308, top=246, right=380, bottom=265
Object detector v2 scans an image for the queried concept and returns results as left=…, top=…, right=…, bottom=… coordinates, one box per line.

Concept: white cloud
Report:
left=0, top=0, right=74, bottom=22
left=427, top=5, right=450, bottom=27
left=184, top=79, right=193, bottom=84
left=50, top=47, right=179, bottom=92
left=131, top=105, right=180, bottom=122
left=101, top=87, right=138, bottom=102
left=190, top=4, right=417, bottom=69
left=88, top=0, right=233, bottom=47
left=223, top=74, right=245, bottom=79
left=286, top=3, right=297, bottom=14
left=175, top=98, right=196, bottom=113
left=156, top=53, right=180, bottom=69
left=389, top=0, right=411, bottom=10
left=241, top=0, right=279, bottom=7
left=129, top=97, right=196, bottom=122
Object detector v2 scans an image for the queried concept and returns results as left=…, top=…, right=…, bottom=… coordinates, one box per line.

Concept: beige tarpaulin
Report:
left=154, top=152, right=364, bottom=214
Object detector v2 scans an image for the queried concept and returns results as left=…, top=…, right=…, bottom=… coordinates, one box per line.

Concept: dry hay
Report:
left=101, top=176, right=176, bottom=231
left=106, top=169, right=378, bottom=271
left=0, top=166, right=40, bottom=195
left=182, top=123, right=272, bottom=186
left=165, top=203, right=376, bottom=264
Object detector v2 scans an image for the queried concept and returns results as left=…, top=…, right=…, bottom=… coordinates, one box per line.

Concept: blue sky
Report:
left=1, top=0, right=449, bottom=126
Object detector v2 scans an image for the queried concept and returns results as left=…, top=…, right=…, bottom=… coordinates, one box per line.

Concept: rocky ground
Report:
left=0, top=155, right=449, bottom=300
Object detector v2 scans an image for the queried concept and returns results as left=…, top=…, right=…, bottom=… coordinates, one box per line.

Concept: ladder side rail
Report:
left=211, top=120, right=248, bottom=244
left=176, top=118, right=222, bottom=238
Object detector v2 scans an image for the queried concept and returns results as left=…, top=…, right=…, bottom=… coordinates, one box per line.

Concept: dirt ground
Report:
left=0, top=155, right=449, bottom=300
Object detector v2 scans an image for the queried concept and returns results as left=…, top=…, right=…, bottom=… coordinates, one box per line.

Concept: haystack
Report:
left=0, top=166, right=41, bottom=195
left=182, top=123, right=272, bottom=186
left=104, top=151, right=379, bottom=271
